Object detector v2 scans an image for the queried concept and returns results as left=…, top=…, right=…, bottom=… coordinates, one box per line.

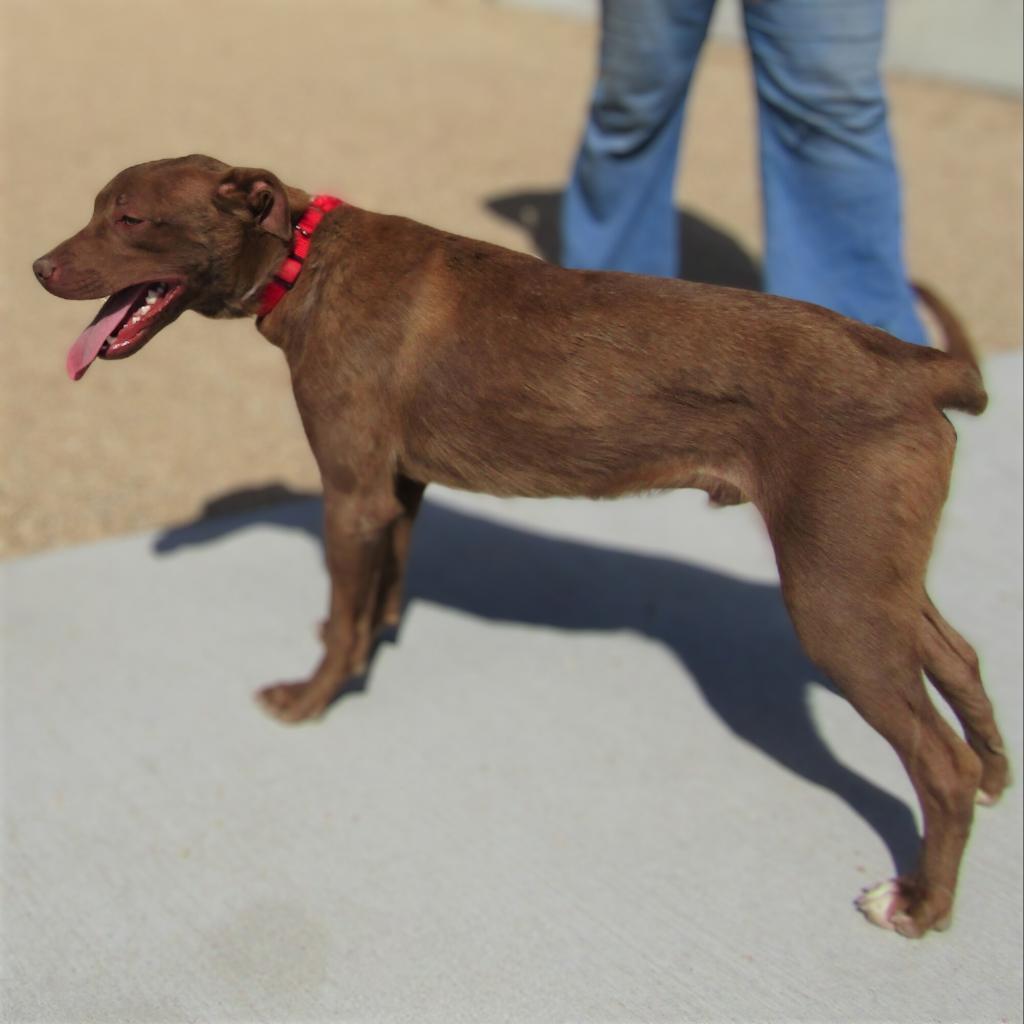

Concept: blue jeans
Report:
left=561, top=0, right=928, bottom=345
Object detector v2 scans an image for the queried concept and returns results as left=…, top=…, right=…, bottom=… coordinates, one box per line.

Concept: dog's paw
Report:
left=855, top=878, right=951, bottom=938
left=857, top=879, right=906, bottom=931
left=976, top=788, right=1000, bottom=807
left=256, top=681, right=329, bottom=724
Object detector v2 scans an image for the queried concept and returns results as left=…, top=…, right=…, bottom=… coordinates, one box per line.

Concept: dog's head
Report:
left=33, top=155, right=304, bottom=380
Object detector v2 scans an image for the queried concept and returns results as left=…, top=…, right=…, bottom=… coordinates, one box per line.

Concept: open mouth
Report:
left=66, top=280, right=186, bottom=381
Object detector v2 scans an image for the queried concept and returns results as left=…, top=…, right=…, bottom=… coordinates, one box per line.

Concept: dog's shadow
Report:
left=155, top=486, right=919, bottom=875
left=484, top=189, right=762, bottom=291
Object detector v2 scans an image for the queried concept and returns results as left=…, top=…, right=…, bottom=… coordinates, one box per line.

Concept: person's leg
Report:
left=561, top=0, right=717, bottom=277
left=744, top=0, right=928, bottom=344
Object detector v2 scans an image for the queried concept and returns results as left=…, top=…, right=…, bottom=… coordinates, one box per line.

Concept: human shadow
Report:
left=155, top=486, right=919, bottom=874
left=485, top=189, right=762, bottom=291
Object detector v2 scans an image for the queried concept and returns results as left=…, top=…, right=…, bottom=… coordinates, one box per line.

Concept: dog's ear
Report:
left=214, top=167, right=292, bottom=241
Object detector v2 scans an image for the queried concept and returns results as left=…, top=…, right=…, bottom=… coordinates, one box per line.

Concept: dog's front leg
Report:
left=374, top=475, right=426, bottom=634
left=258, top=483, right=403, bottom=724
left=315, top=475, right=425, bottom=660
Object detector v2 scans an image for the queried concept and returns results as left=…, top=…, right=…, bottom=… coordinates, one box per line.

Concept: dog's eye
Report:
left=116, top=214, right=145, bottom=226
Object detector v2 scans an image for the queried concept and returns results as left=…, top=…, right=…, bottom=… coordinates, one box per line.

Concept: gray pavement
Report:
left=3, top=352, right=1022, bottom=1023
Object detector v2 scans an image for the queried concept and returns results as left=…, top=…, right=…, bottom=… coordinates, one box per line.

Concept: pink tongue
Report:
left=66, top=284, right=148, bottom=381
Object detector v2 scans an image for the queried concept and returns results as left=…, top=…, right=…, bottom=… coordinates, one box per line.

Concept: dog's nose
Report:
left=33, top=256, right=58, bottom=283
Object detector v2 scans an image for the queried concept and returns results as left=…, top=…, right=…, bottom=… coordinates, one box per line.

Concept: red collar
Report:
left=257, top=194, right=344, bottom=320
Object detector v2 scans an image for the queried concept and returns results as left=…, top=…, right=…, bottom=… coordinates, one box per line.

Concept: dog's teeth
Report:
left=139, top=304, right=151, bottom=314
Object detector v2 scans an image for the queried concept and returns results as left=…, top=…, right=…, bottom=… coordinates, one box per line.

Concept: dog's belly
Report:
left=399, top=420, right=753, bottom=504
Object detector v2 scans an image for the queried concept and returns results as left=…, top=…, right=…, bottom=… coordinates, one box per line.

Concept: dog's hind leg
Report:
left=787, top=590, right=980, bottom=937
left=920, top=596, right=1010, bottom=804
left=765, top=442, right=982, bottom=936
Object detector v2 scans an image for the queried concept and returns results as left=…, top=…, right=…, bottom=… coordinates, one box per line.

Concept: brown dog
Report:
left=34, top=155, right=1009, bottom=938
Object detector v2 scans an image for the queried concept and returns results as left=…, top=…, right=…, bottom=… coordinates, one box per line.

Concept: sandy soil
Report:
left=3, top=0, right=1021, bottom=558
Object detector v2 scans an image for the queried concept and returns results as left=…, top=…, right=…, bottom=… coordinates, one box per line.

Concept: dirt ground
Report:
left=3, top=0, right=1021, bottom=559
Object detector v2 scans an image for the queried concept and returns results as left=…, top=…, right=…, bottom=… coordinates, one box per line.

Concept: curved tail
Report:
left=914, top=282, right=988, bottom=416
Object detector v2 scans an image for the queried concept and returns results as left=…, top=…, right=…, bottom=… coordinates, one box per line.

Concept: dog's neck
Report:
left=254, top=194, right=345, bottom=323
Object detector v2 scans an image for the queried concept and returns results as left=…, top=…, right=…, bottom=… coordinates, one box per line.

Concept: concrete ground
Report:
left=3, top=352, right=1022, bottom=1022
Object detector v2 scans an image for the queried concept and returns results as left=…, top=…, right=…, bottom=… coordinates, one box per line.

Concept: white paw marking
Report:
left=856, top=879, right=901, bottom=930
left=976, top=789, right=998, bottom=807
